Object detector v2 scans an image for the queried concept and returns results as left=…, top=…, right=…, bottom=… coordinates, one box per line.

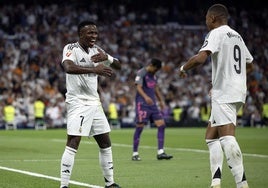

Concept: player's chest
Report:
left=144, top=75, right=156, bottom=88
left=75, top=49, right=98, bottom=67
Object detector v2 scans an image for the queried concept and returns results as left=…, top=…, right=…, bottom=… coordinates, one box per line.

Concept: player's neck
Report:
left=78, top=41, right=89, bottom=53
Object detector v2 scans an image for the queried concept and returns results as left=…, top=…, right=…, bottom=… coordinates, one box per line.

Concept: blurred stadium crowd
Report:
left=0, top=1, right=267, bottom=129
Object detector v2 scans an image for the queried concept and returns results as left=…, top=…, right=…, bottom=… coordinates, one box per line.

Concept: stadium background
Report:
left=0, top=0, right=267, bottom=129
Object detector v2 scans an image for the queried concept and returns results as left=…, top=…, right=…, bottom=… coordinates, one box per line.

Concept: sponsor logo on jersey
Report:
left=80, top=58, right=86, bottom=62
left=135, top=76, right=140, bottom=82
left=66, top=51, right=72, bottom=57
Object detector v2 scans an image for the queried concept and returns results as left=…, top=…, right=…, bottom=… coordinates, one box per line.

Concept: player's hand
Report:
left=179, top=71, right=187, bottom=78
left=91, top=49, right=107, bottom=63
left=208, top=89, right=212, bottom=97
left=145, top=96, right=154, bottom=105
left=159, top=101, right=165, bottom=110
left=178, top=66, right=188, bottom=78
left=178, top=64, right=187, bottom=78
left=94, top=63, right=113, bottom=77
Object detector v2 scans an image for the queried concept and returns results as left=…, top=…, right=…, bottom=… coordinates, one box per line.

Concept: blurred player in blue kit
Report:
left=60, top=21, right=121, bottom=188
left=179, top=4, right=253, bottom=188
left=132, top=58, right=173, bottom=161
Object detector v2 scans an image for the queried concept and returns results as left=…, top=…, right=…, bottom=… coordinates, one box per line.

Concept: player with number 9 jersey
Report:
left=178, top=4, right=253, bottom=188
left=200, top=25, right=253, bottom=104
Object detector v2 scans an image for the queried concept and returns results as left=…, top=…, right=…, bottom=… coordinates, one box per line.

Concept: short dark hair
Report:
left=151, top=58, right=162, bottom=69
left=77, top=21, right=96, bottom=36
left=208, top=4, right=229, bottom=21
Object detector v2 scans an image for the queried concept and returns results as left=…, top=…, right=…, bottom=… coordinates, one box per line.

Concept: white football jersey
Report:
left=62, top=42, right=107, bottom=105
left=200, top=25, right=253, bottom=103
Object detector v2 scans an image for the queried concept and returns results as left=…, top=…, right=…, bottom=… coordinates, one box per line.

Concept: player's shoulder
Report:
left=137, top=67, right=146, bottom=75
left=209, top=25, right=239, bottom=41
left=93, top=44, right=103, bottom=50
left=210, top=25, right=227, bottom=36
left=217, top=25, right=241, bottom=36
left=64, top=42, right=80, bottom=51
left=222, top=26, right=245, bottom=43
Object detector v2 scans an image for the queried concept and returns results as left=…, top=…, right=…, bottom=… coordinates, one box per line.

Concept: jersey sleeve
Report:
left=199, top=30, right=220, bottom=54
left=135, top=69, right=146, bottom=85
left=62, top=44, right=76, bottom=64
left=243, top=41, right=254, bottom=64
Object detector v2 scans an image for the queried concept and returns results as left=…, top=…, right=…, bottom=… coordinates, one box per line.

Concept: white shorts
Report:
left=209, top=99, right=243, bottom=127
left=66, top=102, right=111, bottom=137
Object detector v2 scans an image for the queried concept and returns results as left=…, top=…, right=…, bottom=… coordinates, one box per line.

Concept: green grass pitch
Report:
left=0, top=127, right=267, bottom=188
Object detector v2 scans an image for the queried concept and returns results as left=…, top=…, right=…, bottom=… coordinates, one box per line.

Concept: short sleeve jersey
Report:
left=199, top=25, right=253, bottom=103
left=62, top=42, right=107, bottom=105
left=135, top=68, right=157, bottom=104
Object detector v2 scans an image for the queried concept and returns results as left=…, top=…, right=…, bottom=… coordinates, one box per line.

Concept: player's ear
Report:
left=210, top=14, right=217, bottom=23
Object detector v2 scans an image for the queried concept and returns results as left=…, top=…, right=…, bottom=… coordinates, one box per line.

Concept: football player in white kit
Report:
left=179, top=4, right=253, bottom=188
left=60, top=21, right=121, bottom=188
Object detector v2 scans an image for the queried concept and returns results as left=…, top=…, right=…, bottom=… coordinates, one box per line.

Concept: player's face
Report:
left=79, top=25, right=98, bottom=48
left=151, top=66, right=160, bottom=74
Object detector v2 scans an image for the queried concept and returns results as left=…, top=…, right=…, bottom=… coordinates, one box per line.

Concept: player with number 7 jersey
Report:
left=60, top=20, right=121, bottom=188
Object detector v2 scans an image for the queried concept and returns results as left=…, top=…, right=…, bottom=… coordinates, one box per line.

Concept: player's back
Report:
left=211, top=26, right=251, bottom=103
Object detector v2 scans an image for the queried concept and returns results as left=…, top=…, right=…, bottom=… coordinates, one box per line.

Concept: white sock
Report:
left=237, top=181, right=249, bottom=188
left=133, top=151, right=139, bottom=156
left=157, top=149, right=164, bottom=155
left=220, top=136, right=247, bottom=187
left=99, top=147, right=114, bottom=186
left=60, top=146, right=77, bottom=188
left=206, top=139, right=223, bottom=186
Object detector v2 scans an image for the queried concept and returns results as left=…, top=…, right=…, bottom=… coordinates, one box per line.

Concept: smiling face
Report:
left=79, top=24, right=98, bottom=48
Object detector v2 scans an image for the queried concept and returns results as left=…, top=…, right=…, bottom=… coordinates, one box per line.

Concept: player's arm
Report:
left=155, top=85, right=165, bottom=110
left=136, top=84, right=154, bottom=105
left=109, top=58, right=121, bottom=70
left=246, top=63, right=254, bottom=74
left=179, top=50, right=211, bottom=77
left=62, top=59, right=113, bottom=77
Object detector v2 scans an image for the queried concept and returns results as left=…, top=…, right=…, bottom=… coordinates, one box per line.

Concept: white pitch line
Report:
left=0, top=159, right=89, bottom=162
left=0, top=139, right=267, bottom=188
left=53, top=139, right=268, bottom=158
left=0, top=166, right=103, bottom=188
